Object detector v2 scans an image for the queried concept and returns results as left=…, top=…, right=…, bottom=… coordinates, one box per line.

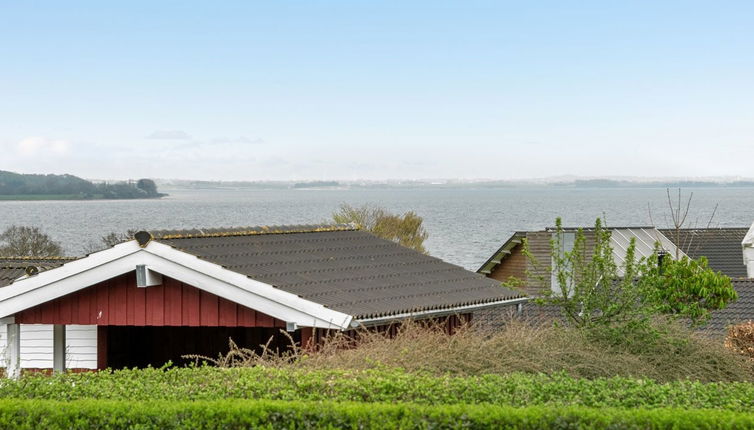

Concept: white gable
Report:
left=0, top=240, right=353, bottom=330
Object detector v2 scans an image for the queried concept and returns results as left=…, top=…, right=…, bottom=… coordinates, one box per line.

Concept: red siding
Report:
left=15, top=273, right=283, bottom=327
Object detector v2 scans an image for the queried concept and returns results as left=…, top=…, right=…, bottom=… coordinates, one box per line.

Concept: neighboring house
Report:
left=477, top=227, right=684, bottom=297
left=0, top=224, right=524, bottom=377
left=477, top=223, right=754, bottom=336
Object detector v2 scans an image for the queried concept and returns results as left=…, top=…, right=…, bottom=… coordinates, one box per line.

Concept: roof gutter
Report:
left=351, top=296, right=530, bottom=328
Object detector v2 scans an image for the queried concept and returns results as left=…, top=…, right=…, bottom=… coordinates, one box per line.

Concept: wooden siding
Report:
left=524, top=231, right=552, bottom=296
left=523, top=230, right=598, bottom=296
left=488, top=244, right=526, bottom=284
left=0, top=324, right=97, bottom=369
left=15, top=273, right=285, bottom=328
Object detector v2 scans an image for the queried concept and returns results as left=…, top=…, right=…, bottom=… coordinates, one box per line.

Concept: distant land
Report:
left=0, top=170, right=166, bottom=200
left=154, top=177, right=754, bottom=191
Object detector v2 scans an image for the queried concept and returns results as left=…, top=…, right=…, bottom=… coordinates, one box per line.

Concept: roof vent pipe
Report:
left=743, top=222, right=754, bottom=278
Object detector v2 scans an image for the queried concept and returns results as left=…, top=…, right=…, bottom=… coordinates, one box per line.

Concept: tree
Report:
left=523, top=217, right=737, bottom=328
left=332, top=204, right=429, bottom=253
left=0, top=225, right=63, bottom=257
left=648, top=188, right=719, bottom=258
left=525, top=218, right=644, bottom=328
left=639, top=254, right=737, bottom=325
left=82, top=230, right=136, bottom=254
left=136, top=179, right=159, bottom=196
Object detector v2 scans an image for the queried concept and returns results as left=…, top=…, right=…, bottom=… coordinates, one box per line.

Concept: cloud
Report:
left=209, top=136, right=265, bottom=145
left=16, top=137, right=70, bottom=156
left=146, top=130, right=192, bottom=140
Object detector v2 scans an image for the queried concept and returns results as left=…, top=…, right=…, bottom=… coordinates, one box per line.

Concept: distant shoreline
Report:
left=0, top=194, right=166, bottom=201
left=157, top=180, right=754, bottom=192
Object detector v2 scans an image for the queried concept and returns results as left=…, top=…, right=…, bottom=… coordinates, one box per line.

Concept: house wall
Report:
left=15, top=273, right=285, bottom=328
left=488, top=244, right=526, bottom=284
left=3, top=272, right=288, bottom=371
left=0, top=324, right=97, bottom=369
left=524, top=231, right=553, bottom=296
left=483, top=229, right=602, bottom=297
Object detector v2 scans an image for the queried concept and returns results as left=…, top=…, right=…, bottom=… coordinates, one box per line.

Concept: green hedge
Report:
left=0, top=400, right=752, bottom=430
left=2, top=367, right=754, bottom=411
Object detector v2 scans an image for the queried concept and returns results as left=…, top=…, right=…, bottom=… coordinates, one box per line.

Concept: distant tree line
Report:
left=0, top=171, right=164, bottom=199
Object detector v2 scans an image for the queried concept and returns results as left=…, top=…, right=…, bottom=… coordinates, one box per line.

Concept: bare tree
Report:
left=648, top=188, right=718, bottom=258
left=82, top=230, right=136, bottom=254
left=0, top=225, right=63, bottom=257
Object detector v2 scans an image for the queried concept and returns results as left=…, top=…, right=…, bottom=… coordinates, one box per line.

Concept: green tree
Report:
left=525, top=218, right=644, bottom=328
left=523, top=217, right=736, bottom=328
left=640, top=254, right=737, bottom=325
left=332, top=204, right=429, bottom=253
left=136, top=179, right=159, bottom=196
left=0, top=225, right=63, bottom=257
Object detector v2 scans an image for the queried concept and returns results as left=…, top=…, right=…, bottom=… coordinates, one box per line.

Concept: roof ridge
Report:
left=152, top=223, right=358, bottom=240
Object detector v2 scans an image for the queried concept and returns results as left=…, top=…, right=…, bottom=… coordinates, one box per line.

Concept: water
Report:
left=1, top=187, right=752, bottom=270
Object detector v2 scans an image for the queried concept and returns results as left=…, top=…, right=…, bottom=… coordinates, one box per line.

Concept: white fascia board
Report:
left=141, top=241, right=352, bottom=329
left=0, top=241, right=353, bottom=330
left=0, top=241, right=142, bottom=303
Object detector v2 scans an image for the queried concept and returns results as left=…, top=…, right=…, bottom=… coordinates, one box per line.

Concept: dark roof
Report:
left=155, top=224, right=523, bottom=319
left=659, top=228, right=748, bottom=278
left=0, top=257, right=75, bottom=287
left=700, top=279, right=754, bottom=336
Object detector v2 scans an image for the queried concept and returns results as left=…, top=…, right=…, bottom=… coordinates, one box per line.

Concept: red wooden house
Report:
left=0, top=224, right=524, bottom=377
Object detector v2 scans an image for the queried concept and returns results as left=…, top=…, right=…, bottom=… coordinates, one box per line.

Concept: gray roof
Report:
left=699, top=279, right=754, bottom=336
left=0, top=257, right=75, bottom=287
left=154, top=224, right=523, bottom=319
left=660, top=228, right=749, bottom=278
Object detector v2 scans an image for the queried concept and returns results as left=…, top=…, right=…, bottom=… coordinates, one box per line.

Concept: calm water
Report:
left=1, top=187, right=752, bottom=270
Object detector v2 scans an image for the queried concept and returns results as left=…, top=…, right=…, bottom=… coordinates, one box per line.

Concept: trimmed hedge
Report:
left=0, top=400, right=752, bottom=430
left=2, top=367, right=754, bottom=411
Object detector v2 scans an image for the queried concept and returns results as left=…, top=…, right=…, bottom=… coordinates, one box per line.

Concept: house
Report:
left=477, top=223, right=754, bottom=335
left=477, top=227, right=684, bottom=296
left=0, top=224, right=524, bottom=377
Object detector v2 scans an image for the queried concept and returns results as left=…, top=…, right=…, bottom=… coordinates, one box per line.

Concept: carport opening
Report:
left=104, top=326, right=300, bottom=369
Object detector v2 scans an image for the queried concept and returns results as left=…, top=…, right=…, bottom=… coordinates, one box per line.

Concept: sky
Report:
left=1, top=1, right=752, bottom=181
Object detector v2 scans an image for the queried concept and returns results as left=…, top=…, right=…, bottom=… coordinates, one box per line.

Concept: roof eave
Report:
left=351, top=296, right=529, bottom=328
left=477, top=232, right=525, bottom=275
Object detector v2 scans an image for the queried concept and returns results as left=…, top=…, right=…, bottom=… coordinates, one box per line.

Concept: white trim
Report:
left=0, top=240, right=353, bottom=330
left=353, top=297, right=529, bottom=327
left=6, top=324, right=19, bottom=379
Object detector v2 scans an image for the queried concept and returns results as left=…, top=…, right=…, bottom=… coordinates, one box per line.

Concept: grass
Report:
left=189, top=319, right=753, bottom=383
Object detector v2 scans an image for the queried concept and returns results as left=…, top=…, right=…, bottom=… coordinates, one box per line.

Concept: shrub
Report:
left=191, top=319, right=751, bottom=383
left=0, top=400, right=753, bottom=429
left=5, top=367, right=754, bottom=410
left=725, top=321, right=754, bottom=361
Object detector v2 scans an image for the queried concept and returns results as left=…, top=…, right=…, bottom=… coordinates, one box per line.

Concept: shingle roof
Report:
left=699, top=279, right=754, bottom=336
left=0, top=257, right=75, bottom=287
left=155, top=224, right=524, bottom=319
left=659, top=228, right=748, bottom=278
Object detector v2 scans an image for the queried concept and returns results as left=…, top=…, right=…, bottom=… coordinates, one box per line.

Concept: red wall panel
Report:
left=15, top=273, right=283, bottom=328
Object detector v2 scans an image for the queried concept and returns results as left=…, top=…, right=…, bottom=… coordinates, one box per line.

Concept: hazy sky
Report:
left=1, top=1, right=752, bottom=181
